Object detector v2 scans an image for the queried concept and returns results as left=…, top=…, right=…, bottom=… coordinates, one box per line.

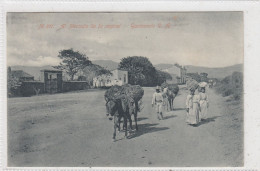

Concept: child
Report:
left=199, top=87, right=209, bottom=121
left=186, top=88, right=200, bottom=125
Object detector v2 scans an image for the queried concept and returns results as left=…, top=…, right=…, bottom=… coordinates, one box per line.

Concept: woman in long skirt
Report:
left=186, top=88, right=200, bottom=125
left=199, top=87, right=209, bottom=120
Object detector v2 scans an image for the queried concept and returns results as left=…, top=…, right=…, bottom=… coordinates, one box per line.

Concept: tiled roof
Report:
left=11, top=70, right=34, bottom=78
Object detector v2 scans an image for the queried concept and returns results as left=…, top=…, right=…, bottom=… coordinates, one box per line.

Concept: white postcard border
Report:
left=1, top=1, right=260, bottom=170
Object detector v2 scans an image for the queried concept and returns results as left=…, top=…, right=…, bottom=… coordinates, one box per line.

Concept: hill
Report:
left=185, top=64, right=243, bottom=79
left=155, top=63, right=243, bottom=79
left=154, top=64, right=174, bottom=70
left=10, top=62, right=243, bottom=81
left=92, top=60, right=118, bottom=71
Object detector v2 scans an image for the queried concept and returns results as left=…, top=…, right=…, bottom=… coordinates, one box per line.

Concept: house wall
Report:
left=163, top=66, right=181, bottom=77
left=93, top=69, right=128, bottom=87
left=116, top=70, right=128, bottom=84
left=162, top=66, right=186, bottom=84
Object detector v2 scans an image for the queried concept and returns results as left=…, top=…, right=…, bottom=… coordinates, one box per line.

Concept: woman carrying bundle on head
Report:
left=186, top=81, right=200, bottom=126
left=198, top=85, right=209, bottom=121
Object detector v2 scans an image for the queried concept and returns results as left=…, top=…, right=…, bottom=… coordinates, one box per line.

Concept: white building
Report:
left=93, top=69, right=128, bottom=88
left=161, top=64, right=187, bottom=84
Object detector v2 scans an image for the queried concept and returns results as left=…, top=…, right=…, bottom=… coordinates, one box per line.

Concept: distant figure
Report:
left=152, top=86, right=164, bottom=120
left=199, top=87, right=209, bottom=120
left=186, top=88, right=200, bottom=126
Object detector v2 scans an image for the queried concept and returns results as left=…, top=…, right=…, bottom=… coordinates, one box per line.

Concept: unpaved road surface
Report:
left=8, top=86, right=243, bottom=167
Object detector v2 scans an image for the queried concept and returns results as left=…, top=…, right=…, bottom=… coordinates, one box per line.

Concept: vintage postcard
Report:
left=1, top=1, right=260, bottom=170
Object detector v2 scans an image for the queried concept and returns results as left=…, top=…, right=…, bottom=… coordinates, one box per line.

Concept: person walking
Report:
left=152, top=86, right=164, bottom=120
left=199, top=87, right=209, bottom=121
left=186, top=88, right=200, bottom=126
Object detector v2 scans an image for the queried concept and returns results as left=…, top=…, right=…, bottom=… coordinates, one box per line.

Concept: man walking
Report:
left=152, top=86, right=164, bottom=120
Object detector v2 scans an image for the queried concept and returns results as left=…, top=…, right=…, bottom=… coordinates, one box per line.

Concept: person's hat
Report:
left=199, top=82, right=207, bottom=88
left=156, top=86, right=160, bottom=90
left=189, top=87, right=195, bottom=91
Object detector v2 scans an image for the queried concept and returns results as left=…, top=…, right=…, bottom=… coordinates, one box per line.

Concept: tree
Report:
left=7, top=67, right=21, bottom=97
left=118, top=56, right=157, bottom=86
left=200, top=72, right=208, bottom=82
left=54, top=49, right=92, bottom=80
left=80, top=64, right=111, bottom=85
left=156, top=70, right=172, bottom=85
left=186, top=72, right=201, bottom=82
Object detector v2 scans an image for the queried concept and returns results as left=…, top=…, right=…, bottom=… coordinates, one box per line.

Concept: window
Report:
left=124, top=74, right=126, bottom=83
left=48, top=73, right=57, bottom=80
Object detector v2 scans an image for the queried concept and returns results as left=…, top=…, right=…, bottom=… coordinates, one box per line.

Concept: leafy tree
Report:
left=80, top=64, right=111, bottom=85
left=215, top=71, right=243, bottom=100
left=54, top=49, right=92, bottom=80
left=118, top=56, right=157, bottom=86
left=200, top=72, right=208, bottom=82
left=7, top=67, right=21, bottom=97
left=186, top=72, right=201, bottom=82
left=200, top=72, right=208, bottom=77
left=156, top=70, right=172, bottom=85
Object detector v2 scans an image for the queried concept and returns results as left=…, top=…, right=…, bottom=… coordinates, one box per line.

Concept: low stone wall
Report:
left=10, top=81, right=90, bottom=97
left=62, top=81, right=89, bottom=92
left=20, top=81, right=45, bottom=97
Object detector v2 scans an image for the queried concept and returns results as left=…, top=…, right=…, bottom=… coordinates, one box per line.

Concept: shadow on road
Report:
left=163, top=115, right=177, bottom=120
left=137, top=117, right=148, bottom=121
left=197, top=116, right=221, bottom=126
left=173, top=108, right=186, bottom=111
left=127, top=123, right=169, bottom=139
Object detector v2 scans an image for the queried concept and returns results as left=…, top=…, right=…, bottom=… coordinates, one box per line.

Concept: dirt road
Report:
left=7, top=86, right=243, bottom=167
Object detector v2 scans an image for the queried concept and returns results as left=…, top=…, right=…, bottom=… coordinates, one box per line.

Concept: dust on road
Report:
left=8, top=86, right=243, bottom=167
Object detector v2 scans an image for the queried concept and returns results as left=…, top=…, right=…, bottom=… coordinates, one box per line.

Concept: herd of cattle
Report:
left=104, top=83, right=179, bottom=141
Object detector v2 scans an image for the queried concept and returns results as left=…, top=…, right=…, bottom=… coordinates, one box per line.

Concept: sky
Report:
left=7, top=12, right=243, bottom=68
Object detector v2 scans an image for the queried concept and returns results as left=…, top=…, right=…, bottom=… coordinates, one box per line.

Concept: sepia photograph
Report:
left=6, top=12, right=244, bottom=167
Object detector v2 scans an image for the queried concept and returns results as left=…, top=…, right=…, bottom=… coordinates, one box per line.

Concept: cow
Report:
left=161, top=84, right=179, bottom=111
left=162, top=88, right=175, bottom=111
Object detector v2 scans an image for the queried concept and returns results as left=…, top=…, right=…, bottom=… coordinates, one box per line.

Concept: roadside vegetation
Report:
left=214, top=71, right=243, bottom=101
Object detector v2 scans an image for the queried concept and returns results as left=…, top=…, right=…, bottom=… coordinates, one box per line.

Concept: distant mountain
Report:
left=10, top=62, right=243, bottom=81
left=155, top=63, right=243, bottom=79
left=185, top=64, right=243, bottom=79
left=155, top=64, right=174, bottom=70
left=92, top=60, right=118, bottom=71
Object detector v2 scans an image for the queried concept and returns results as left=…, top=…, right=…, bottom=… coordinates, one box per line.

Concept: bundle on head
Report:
left=105, top=84, right=144, bottom=103
left=168, top=84, right=179, bottom=95
left=104, top=85, right=124, bottom=102
left=161, top=82, right=179, bottom=95
left=186, top=79, right=199, bottom=91
left=161, top=82, right=169, bottom=90
left=122, top=84, right=144, bottom=102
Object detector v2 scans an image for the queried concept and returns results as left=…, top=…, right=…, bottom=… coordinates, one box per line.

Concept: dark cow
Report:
left=161, top=84, right=179, bottom=111
left=162, top=88, right=175, bottom=111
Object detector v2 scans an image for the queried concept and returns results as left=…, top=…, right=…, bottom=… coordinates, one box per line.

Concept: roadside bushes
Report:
left=215, top=72, right=243, bottom=100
